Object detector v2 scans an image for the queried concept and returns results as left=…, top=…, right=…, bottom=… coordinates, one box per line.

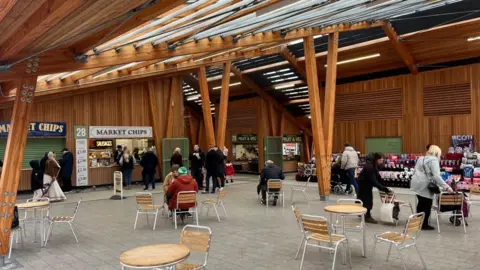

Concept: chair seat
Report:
left=376, top=232, right=411, bottom=243
left=176, top=262, right=202, bottom=270
left=202, top=199, right=217, bottom=204
left=51, top=216, right=73, bottom=222
left=310, top=233, right=346, bottom=243
left=139, top=205, right=162, bottom=211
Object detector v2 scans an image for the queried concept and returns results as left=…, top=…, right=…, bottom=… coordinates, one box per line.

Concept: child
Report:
left=225, top=160, right=235, bottom=183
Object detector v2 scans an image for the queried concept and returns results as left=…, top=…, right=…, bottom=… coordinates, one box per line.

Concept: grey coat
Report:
left=410, top=156, right=450, bottom=199
left=341, top=146, right=359, bottom=170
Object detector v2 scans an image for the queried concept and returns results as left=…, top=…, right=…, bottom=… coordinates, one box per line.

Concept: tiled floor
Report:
left=4, top=174, right=480, bottom=270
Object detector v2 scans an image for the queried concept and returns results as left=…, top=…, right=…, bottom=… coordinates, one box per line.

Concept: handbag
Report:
left=423, top=158, right=440, bottom=194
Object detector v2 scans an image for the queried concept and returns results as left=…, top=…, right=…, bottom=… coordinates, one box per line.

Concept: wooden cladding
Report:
left=335, top=88, right=402, bottom=121
left=226, top=107, right=257, bottom=129
left=423, top=83, right=471, bottom=116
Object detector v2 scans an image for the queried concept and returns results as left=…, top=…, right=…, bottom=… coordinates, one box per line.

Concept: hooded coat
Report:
left=140, top=151, right=159, bottom=174
left=357, top=153, right=389, bottom=210
left=166, top=175, right=198, bottom=210
left=59, top=151, right=74, bottom=178
left=30, top=160, right=43, bottom=192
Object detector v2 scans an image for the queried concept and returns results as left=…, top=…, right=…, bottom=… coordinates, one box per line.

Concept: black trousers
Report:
left=218, top=173, right=225, bottom=187
left=62, top=176, right=72, bottom=192
left=261, top=185, right=279, bottom=201
left=416, top=195, right=433, bottom=228
left=143, top=172, right=155, bottom=189
left=191, top=167, right=203, bottom=189
left=205, top=172, right=218, bottom=192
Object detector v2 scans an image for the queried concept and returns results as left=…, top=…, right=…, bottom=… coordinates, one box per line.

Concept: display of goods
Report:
left=379, top=168, right=414, bottom=188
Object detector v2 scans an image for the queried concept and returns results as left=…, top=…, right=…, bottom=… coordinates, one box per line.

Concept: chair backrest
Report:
left=470, top=186, right=480, bottom=200
left=336, top=199, right=363, bottom=206
left=217, top=188, right=227, bottom=202
left=439, top=192, right=464, bottom=207
left=291, top=205, right=303, bottom=232
left=267, top=179, right=282, bottom=190
left=180, top=225, right=212, bottom=267
left=379, top=190, right=395, bottom=203
left=72, top=199, right=82, bottom=220
left=300, top=214, right=333, bottom=243
left=177, top=191, right=197, bottom=208
left=403, top=212, right=425, bottom=240
left=135, top=192, right=154, bottom=207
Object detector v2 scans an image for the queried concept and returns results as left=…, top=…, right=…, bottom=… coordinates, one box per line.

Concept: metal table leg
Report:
left=33, top=208, right=37, bottom=243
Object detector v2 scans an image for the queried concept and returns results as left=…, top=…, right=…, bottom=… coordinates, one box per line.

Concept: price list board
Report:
left=74, top=126, right=89, bottom=186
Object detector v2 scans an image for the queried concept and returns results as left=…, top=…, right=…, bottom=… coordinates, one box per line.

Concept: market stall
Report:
left=283, top=134, right=303, bottom=172
left=232, top=134, right=259, bottom=173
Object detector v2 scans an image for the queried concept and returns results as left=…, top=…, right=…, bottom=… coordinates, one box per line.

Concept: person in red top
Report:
left=166, top=166, right=198, bottom=220
left=225, top=160, right=235, bottom=183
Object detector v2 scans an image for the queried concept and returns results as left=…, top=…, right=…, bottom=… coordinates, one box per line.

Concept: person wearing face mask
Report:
left=357, top=152, right=391, bottom=224
left=119, top=151, right=135, bottom=189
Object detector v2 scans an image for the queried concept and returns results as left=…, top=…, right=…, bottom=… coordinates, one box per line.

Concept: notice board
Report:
left=365, top=137, right=402, bottom=154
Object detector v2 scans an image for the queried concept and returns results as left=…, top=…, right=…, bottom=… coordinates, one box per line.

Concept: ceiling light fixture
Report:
left=468, top=36, right=480, bottom=42
left=212, top=82, right=241, bottom=90
left=186, top=94, right=201, bottom=101
left=325, top=53, right=380, bottom=67
left=274, top=84, right=295, bottom=90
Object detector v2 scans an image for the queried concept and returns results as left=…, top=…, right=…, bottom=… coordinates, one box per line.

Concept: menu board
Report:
left=75, top=126, right=89, bottom=186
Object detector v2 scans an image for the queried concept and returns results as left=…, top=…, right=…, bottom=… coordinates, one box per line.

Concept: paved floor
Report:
left=4, top=174, right=480, bottom=270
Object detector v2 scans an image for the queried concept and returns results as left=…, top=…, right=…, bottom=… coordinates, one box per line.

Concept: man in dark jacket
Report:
left=189, top=145, right=205, bottom=190
left=216, top=148, right=226, bottom=188
left=204, top=146, right=220, bottom=194
left=59, top=148, right=74, bottom=192
left=260, top=160, right=285, bottom=206
left=30, top=160, right=44, bottom=198
left=140, top=148, right=159, bottom=190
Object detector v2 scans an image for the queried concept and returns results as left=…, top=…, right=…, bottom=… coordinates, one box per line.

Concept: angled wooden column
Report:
left=303, top=35, right=330, bottom=199
left=216, top=61, right=231, bottom=149
left=165, top=77, right=180, bottom=138
left=0, top=76, right=37, bottom=256
left=268, top=103, right=278, bottom=136
left=147, top=80, right=164, bottom=175
left=382, top=23, right=418, bottom=74
left=198, top=66, right=216, bottom=146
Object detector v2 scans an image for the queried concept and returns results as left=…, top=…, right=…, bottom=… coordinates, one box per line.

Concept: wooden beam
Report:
left=0, top=76, right=37, bottom=256
left=268, top=103, right=277, bottom=136
left=71, top=68, right=104, bottom=82
left=0, top=21, right=384, bottom=80
left=216, top=61, right=231, bottom=149
left=198, top=66, right=215, bottom=146
left=165, top=77, right=180, bottom=138
left=303, top=35, right=329, bottom=198
left=0, top=0, right=84, bottom=60
left=382, top=22, right=418, bottom=74
left=279, top=110, right=285, bottom=136
left=230, top=65, right=312, bottom=136
left=147, top=80, right=163, bottom=176
left=279, top=46, right=307, bottom=78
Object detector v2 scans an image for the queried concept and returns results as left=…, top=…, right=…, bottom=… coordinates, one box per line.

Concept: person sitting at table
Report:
left=357, top=152, right=391, bottom=224
left=259, top=160, right=285, bottom=206
left=166, top=167, right=198, bottom=222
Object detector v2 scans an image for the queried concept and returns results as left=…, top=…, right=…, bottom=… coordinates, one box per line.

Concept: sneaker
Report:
left=365, top=216, right=378, bottom=224
left=201, top=191, right=209, bottom=194
left=421, top=225, right=435, bottom=231
left=210, top=190, right=216, bottom=194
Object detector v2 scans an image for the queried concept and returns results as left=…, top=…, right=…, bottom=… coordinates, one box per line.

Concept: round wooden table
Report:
left=120, top=244, right=190, bottom=269
left=16, top=201, right=50, bottom=247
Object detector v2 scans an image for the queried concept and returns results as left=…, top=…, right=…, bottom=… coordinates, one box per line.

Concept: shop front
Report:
left=232, top=134, right=259, bottom=173
left=283, top=134, right=303, bottom=172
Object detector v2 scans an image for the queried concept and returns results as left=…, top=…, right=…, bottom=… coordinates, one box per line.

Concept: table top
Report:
left=120, top=244, right=190, bottom=267
left=324, top=204, right=367, bottom=215
left=16, top=201, right=50, bottom=209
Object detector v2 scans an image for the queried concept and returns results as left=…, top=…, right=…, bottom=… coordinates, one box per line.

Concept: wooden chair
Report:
left=133, top=192, right=162, bottom=230
left=201, top=188, right=227, bottom=222
left=373, top=212, right=427, bottom=270
left=333, top=199, right=366, bottom=257
left=8, top=225, right=24, bottom=259
left=290, top=176, right=311, bottom=203
left=468, top=186, right=480, bottom=217
left=291, top=205, right=306, bottom=260
left=266, top=179, right=284, bottom=207
left=299, top=214, right=351, bottom=270
left=433, top=192, right=466, bottom=234
left=176, top=225, right=212, bottom=270
left=173, top=191, right=199, bottom=230
left=379, top=190, right=414, bottom=215
left=45, top=199, right=81, bottom=246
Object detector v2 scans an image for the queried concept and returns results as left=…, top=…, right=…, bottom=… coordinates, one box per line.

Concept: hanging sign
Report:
left=283, top=134, right=303, bottom=143
left=451, top=135, right=475, bottom=151
left=232, top=134, right=257, bottom=143
left=89, top=126, right=153, bottom=138
left=0, top=122, right=66, bottom=137
left=75, top=126, right=89, bottom=186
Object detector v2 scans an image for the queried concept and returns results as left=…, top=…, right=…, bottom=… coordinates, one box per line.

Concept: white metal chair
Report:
left=8, top=225, right=24, bottom=259
left=20, top=197, right=50, bottom=240
left=173, top=191, right=199, bottom=230
left=433, top=192, right=467, bottom=234
left=379, top=190, right=414, bottom=215
left=290, top=176, right=311, bottom=203
left=175, top=225, right=212, bottom=270
left=468, top=186, right=480, bottom=218
left=201, top=188, right=227, bottom=222
left=133, top=192, right=162, bottom=230
left=373, top=212, right=427, bottom=270
left=299, top=214, right=351, bottom=270
left=45, top=199, right=81, bottom=246
left=266, top=179, right=284, bottom=207
left=333, top=199, right=366, bottom=257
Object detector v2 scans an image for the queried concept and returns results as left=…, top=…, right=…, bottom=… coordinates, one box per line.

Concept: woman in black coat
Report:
left=357, top=152, right=391, bottom=224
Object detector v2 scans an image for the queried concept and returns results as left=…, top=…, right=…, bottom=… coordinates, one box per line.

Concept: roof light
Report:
left=468, top=36, right=480, bottom=42
left=274, top=84, right=295, bottom=90
left=186, top=94, right=201, bottom=101
left=212, top=82, right=241, bottom=90
left=325, top=54, right=380, bottom=67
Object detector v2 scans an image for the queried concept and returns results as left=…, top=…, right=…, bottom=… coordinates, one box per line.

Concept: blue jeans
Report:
left=123, top=169, right=133, bottom=185
left=346, top=168, right=358, bottom=194
left=143, top=172, right=155, bottom=189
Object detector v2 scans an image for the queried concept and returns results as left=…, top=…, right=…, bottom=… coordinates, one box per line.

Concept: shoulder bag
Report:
left=423, top=158, right=440, bottom=194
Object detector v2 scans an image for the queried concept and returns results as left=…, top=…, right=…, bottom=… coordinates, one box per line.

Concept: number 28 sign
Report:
left=75, top=126, right=88, bottom=139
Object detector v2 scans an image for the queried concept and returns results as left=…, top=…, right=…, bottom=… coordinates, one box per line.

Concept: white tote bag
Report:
left=380, top=203, right=395, bottom=223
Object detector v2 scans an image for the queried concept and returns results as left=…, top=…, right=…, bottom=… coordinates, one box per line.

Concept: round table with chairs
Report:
left=120, top=244, right=190, bottom=269
left=16, top=200, right=50, bottom=248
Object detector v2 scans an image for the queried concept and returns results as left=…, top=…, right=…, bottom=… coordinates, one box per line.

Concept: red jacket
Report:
left=225, top=163, right=235, bottom=176
left=167, top=175, right=198, bottom=210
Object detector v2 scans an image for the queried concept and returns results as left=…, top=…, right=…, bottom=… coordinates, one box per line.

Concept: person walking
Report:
left=170, top=147, right=183, bottom=167
left=204, top=146, right=220, bottom=194
left=119, top=151, right=135, bottom=189
left=140, top=147, right=159, bottom=190
left=411, top=145, right=453, bottom=230
left=189, top=145, right=205, bottom=190
left=259, top=160, right=285, bottom=206
left=341, top=143, right=359, bottom=195
left=357, top=152, right=391, bottom=224
left=59, top=148, right=74, bottom=193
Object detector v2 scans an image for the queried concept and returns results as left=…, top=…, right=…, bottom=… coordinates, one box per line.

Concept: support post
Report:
left=216, top=61, right=231, bottom=149
left=147, top=80, right=164, bottom=176
left=268, top=103, right=278, bottom=136
left=0, top=76, right=37, bottom=256
left=165, top=77, right=179, bottom=138
left=303, top=36, right=330, bottom=200
left=198, top=66, right=216, bottom=147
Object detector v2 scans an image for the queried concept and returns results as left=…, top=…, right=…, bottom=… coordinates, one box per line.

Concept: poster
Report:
left=451, top=135, right=475, bottom=151
left=75, top=126, right=89, bottom=186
